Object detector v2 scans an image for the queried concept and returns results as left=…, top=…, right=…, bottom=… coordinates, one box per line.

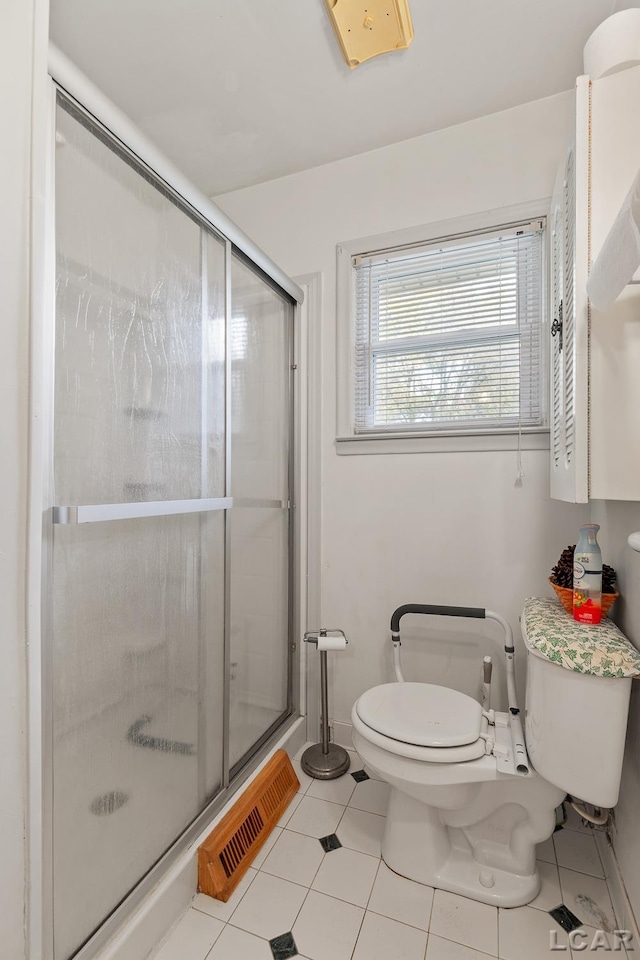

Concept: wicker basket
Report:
left=548, top=577, right=619, bottom=618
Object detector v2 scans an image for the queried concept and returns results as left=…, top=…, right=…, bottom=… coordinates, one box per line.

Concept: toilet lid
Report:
left=355, top=682, right=484, bottom=748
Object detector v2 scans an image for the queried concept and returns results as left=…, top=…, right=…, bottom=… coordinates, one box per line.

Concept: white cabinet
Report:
left=550, top=66, right=640, bottom=503
left=590, top=64, right=640, bottom=500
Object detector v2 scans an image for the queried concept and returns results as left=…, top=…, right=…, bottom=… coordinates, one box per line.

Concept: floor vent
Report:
left=198, top=749, right=299, bottom=902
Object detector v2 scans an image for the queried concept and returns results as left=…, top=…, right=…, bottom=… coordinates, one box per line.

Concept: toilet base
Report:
left=381, top=785, right=555, bottom=907
left=382, top=840, right=540, bottom=907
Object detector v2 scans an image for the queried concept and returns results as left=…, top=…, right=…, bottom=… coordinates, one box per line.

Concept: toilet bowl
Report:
left=352, top=686, right=564, bottom=905
left=351, top=602, right=633, bottom=907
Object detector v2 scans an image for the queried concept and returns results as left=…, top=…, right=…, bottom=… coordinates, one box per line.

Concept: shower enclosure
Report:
left=44, top=88, right=299, bottom=960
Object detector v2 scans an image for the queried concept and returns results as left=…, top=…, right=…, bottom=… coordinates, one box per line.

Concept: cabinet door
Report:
left=549, top=78, right=589, bottom=503
left=590, top=64, right=640, bottom=499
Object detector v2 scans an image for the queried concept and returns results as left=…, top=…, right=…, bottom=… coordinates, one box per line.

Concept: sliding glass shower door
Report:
left=50, top=95, right=294, bottom=960
left=229, top=256, right=293, bottom=769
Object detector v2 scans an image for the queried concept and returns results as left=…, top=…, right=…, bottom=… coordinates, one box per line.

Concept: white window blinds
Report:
left=353, top=221, right=545, bottom=435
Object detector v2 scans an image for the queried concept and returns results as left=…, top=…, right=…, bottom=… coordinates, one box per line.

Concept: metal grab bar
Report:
left=390, top=603, right=486, bottom=636
left=52, top=496, right=288, bottom=524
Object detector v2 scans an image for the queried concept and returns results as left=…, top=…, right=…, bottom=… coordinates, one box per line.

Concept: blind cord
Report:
left=516, top=420, right=525, bottom=486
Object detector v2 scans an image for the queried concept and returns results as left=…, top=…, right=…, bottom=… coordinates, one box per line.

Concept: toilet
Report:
left=351, top=602, right=633, bottom=907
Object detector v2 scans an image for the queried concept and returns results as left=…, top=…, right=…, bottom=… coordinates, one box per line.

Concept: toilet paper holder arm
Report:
left=303, top=628, right=348, bottom=645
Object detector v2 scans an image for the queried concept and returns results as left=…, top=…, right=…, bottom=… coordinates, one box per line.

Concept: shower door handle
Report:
left=51, top=496, right=288, bottom=524
left=52, top=497, right=233, bottom=524
left=232, top=498, right=288, bottom=509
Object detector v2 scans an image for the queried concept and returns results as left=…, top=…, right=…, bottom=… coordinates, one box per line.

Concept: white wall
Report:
left=216, top=90, right=588, bottom=727
left=591, top=500, right=640, bottom=924
left=1, top=1, right=48, bottom=957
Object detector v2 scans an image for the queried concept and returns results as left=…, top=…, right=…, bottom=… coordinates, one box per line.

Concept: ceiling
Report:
left=50, top=0, right=637, bottom=197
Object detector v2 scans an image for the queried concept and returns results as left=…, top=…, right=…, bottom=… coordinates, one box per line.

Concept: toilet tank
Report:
left=525, top=648, right=631, bottom=808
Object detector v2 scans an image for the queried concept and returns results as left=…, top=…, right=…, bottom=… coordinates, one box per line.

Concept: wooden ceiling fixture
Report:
left=324, top=0, right=414, bottom=69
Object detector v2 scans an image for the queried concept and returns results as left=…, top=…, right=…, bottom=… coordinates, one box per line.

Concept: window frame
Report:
left=336, top=201, right=550, bottom=455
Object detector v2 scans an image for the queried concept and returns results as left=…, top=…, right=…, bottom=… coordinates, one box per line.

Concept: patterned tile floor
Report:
left=151, top=744, right=624, bottom=960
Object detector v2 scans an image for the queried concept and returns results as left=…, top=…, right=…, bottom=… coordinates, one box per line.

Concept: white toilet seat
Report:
left=353, top=683, right=488, bottom=764
left=356, top=682, right=483, bottom=747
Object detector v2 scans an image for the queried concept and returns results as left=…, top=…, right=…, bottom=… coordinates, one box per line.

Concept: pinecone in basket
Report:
left=550, top=544, right=617, bottom=594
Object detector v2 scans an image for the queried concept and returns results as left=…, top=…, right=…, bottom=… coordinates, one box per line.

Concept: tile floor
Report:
left=151, top=745, right=623, bottom=960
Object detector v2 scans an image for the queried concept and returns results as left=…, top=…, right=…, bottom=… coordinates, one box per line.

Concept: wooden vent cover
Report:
left=198, top=749, right=300, bottom=902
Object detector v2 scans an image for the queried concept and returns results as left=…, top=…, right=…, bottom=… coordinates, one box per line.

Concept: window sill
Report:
left=335, top=429, right=550, bottom=456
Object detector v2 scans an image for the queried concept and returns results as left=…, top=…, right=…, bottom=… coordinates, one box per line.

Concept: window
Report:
left=339, top=214, right=547, bottom=448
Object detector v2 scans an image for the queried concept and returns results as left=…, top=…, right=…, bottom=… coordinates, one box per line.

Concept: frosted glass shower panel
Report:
left=52, top=95, right=226, bottom=960
left=229, top=256, right=293, bottom=769
left=55, top=99, right=226, bottom=505
left=52, top=514, right=225, bottom=960
left=230, top=255, right=291, bottom=501
left=229, top=507, right=290, bottom=768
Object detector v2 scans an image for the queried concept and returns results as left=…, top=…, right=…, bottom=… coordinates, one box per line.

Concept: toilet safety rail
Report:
left=389, top=603, right=529, bottom=775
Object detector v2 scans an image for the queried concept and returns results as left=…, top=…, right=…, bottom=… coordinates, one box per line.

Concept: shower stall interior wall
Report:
left=47, top=92, right=297, bottom=960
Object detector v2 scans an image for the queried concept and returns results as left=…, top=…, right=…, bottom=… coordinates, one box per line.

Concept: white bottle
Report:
left=573, top=524, right=603, bottom=625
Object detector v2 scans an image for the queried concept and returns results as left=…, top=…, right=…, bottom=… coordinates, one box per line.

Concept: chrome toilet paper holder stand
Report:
left=301, top=629, right=351, bottom=780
